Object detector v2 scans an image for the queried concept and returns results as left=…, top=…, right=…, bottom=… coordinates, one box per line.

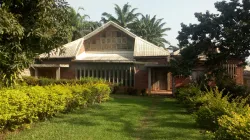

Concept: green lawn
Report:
left=5, top=95, right=211, bottom=140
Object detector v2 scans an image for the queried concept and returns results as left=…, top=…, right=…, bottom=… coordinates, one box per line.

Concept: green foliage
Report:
left=68, top=7, right=101, bottom=41
left=194, top=88, right=232, bottom=131
left=194, top=88, right=249, bottom=132
left=176, top=82, right=250, bottom=138
left=215, top=108, right=250, bottom=140
left=214, top=72, right=248, bottom=98
left=177, top=0, right=250, bottom=70
left=141, top=89, right=147, bottom=96
left=0, top=83, right=111, bottom=131
left=6, top=96, right=211, bottom=140
left=20, top=76, right=107, bottom=86
left=126, top=87, right=139, bottom=96
left=0, top=0, right=72, bottom=86
left=101, top=3, right=141, bottom=28
left=130, top=14, right=171, bottom=47
left=176, top=85, right=203, bottom=112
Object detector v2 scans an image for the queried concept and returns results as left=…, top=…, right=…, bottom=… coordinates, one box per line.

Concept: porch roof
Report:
left=31, top=64, right=70, bottom=68
left=135, top=62, right=170, bottom=67
left=39, top=38, right=84, bottom=58
left=75, top=51, right=134, bottom=63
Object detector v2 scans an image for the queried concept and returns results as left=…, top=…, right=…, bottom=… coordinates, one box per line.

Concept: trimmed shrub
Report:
left=194, top=88, right=249, bottom=131
left=176, top=85, right=203, bottom=112
left=215, top=108, right=250, bottom=140
left=0, top=83, right=111, bottom=131
left=141, top=89, right=147, bottom=96
left=194, top=88, right=231, bottom=131
left=20, top=76, right=107, bottom=86
left=126, top=87, right=138, bottom=96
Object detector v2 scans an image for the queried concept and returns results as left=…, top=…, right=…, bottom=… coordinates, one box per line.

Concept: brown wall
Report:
left=61, top=67, right=75, bottom=79
left=135, top=57, right=169, bottom=65
left=77, top=43, right=85, bottom=55
left=236, top=66, right=244, bottom=85
left=37, top=68, right=57, bottom=79
left=33, top=58, right=76, bottom=79
left=134, top=66, right=148, bottom=90
left=134, top=57, right=170, bottom=91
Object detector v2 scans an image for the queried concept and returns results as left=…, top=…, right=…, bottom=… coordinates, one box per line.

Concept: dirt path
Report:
left=136, top=98, right=159, bottom=140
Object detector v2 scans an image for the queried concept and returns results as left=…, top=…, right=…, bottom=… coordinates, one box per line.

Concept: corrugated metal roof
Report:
left=84, top=21, right=137, bottom=40
left=75, top=51, right=134, bottom=62
left=134, top=37, right=170, bottom=57
left=41, top=21, right=170, bottom=60
left=84, top=21, right=169, bottom=57
left=39, top=38, right=84, bottom=58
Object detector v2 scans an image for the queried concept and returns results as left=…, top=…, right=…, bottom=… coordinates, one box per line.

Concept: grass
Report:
left=5, top=95, right=212, bottom=140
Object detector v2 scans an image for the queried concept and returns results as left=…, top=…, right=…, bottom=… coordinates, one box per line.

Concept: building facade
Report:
left=30, top=21, right=244, bottom=93
left=31, top=21, right=172, bottom=93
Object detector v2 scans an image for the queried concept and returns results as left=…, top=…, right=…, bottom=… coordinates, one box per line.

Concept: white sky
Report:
left=67, top=0, right=224, bottom=47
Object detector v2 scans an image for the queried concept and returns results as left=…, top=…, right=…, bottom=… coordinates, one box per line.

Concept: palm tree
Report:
left=68, top=7, right=101, bottom=41
left=101, top=3, right=141, bottom=28
left=130, top=15, right=171, bottom=48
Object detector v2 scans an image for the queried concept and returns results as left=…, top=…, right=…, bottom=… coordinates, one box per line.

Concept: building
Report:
left=29, top=21, right=244, bottom=93
left=30, top=21, right=172, bottom=93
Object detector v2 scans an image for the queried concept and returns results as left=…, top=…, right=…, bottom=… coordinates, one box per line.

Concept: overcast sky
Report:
left=67, top=0, right=224, bottom=47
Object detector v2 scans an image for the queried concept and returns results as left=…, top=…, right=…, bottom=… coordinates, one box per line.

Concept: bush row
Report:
left=176, top=85, right=250, bottom=140
left=0, top=83, right=111, bottom=131
left=20, top=76, right=107, bottom=86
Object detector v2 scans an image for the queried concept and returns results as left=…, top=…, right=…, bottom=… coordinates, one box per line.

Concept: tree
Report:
left=167, top=45, right=179, bottom=52
left=68, top=7, right=101, bottom=41
left=130, top=15, right=171, bottom=47
left=0, top=0, right=72, bottom=86
left=177, top=0, right=250, bottom=69
left=68, top=7, right=90, bottom=41
left=101, top=3, right=141, bottom=28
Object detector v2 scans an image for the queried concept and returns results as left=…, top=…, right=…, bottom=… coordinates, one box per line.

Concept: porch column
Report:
left=80, top=68, right=82, bottom=79
left=34, top=68, right=38, bottom=79
left=167, top=72, right=171, bottom=90
left=75, top=69, right=77, bottom=79
left=148, top=68, right=152, bottom=94
left=56, top=67, right=60, bottom=80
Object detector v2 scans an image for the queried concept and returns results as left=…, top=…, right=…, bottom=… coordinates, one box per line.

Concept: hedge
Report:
left=176, top=84, right=250, bottom=139
left=19, top=76, right=107, bottom=86
left=0, top=83, right=111, bottom=131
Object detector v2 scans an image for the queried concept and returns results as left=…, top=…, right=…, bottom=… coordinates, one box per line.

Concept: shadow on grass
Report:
left=51, top=95, right=209, bottom=140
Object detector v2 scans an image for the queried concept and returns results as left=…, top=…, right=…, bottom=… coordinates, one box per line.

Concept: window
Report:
left=76, top=65, right=135, bottom=87
left=117, top=32, right=122, bottom=37
left=101, top=38, right=106, bottom=44
left=102, top=32, right=106, bottom=37
left=122, top=37, right=127, bottom=44
left=112, top=31, right=117, bottom=37
left=92, top=40, right=96, bottom=44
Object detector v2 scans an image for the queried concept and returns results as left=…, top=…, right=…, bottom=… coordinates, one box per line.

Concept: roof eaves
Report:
left=74, top=38, right=84, bottom=57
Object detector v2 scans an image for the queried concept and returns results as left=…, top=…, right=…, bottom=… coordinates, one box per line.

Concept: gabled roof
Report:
left=134, top=37, right=169, bottom=57
left=39, top=38, right=84, bottom=58
left=83, top=21, right=137, bottom=40
left=84, top=21, right=169, bottom=57
left=40, top=21, right=169, bottom=59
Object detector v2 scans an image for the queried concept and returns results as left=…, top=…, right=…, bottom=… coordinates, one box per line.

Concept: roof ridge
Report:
left=83, top=21, right=137, bottom=40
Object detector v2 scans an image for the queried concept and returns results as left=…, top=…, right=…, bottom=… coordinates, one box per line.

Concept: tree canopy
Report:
left=130, top=15, right=171, bottom=47
left=0, top=0, right=72, bottom=86
left=177, top=0, right=250, bottom=68
left=101, top=3, right=141, bottom=28
left=68, top=7, right=101, bottom=41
